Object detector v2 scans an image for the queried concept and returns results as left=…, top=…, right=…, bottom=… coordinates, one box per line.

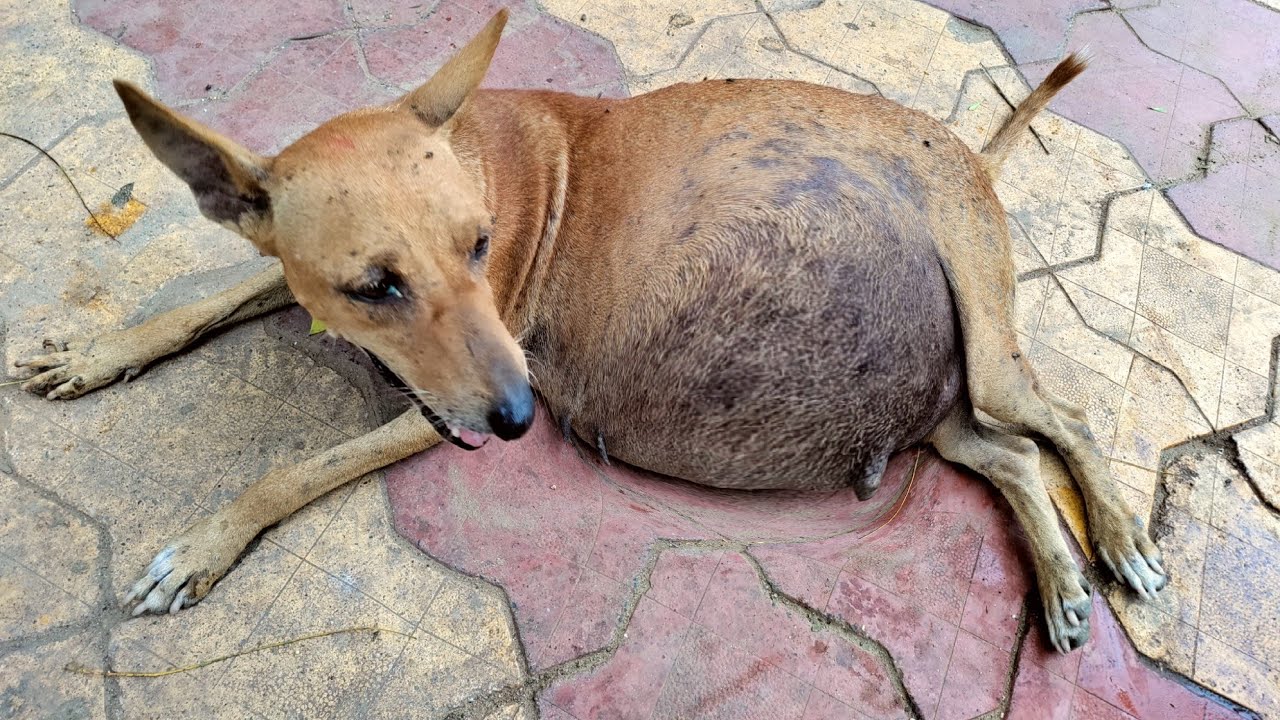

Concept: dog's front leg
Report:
left=124, top=409, right=439, bottom=615
left=15, top=262, right=292, bottom=400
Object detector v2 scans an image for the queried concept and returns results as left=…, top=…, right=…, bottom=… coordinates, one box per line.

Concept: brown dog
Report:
left=16, top=10, right=1165, bottom=652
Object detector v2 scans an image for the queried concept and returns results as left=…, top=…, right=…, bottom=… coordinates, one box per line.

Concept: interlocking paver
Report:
left=2, top=0, right=1279, bottom=716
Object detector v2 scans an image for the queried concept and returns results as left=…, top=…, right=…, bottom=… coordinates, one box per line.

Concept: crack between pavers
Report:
left=1153, top=334, right=1280, bottom=519
left=0, top=382, right=126, bottom=719
left=1008, top=211, right=1222, bottom=434
left=754, top=0, right=884, bottom=97
left=1110, top=7, right=1256, bottom=117
left=972, top=595, right=1033, bottom=720
left=740, top=549, right=927, bottom=720
left=437, top=538, right=934, bottom=719
left=435, top=538, right=740, bottom=719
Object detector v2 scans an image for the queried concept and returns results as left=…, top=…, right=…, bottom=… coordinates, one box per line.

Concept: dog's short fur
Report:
left=16, top=11, right=1166, bottom=652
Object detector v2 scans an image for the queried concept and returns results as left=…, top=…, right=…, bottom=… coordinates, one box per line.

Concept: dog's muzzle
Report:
left=367, top=353, right=534, bottom=450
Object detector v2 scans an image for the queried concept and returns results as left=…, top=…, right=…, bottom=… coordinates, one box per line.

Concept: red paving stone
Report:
left=385, top=409, right=1255, bottom=718
left=919, top=0, right=1280, bottom=268
left=73, top=0, right=626, bottom=154
left=1017, top=10, right=1244, bottom=183
left=1167, top=117, right=1280, bottom=268
left=1121, top=0, right=1280, bottom=118
left=924, top=0, right=1107, bottom=64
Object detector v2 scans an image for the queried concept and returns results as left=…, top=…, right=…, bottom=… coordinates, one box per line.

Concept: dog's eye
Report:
left=345, top=271, right=406, bottom=304
left=472, top=233, right=490, bottom=260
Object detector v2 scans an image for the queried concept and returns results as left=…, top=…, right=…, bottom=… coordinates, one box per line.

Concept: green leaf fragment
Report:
left=309, top=318, right=327, bottom=335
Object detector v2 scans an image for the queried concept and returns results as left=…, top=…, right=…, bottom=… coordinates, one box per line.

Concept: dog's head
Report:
left=115, top=10, right=533, bottom=450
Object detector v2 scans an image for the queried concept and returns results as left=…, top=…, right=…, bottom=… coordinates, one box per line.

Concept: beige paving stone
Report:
left=1110, top=459, right=1157, bottom=499
left=44, top=114, right=200, bottom=214
left=1, top=400, right=201, bottom=598
left=1195, top=632, right=1280, bottom=719
left=760, top=0, right=859, bottom=66
left=1137, top=246, right=1235, bottom=356
left=0, top=630, right=106, bottom=720
left=833, top=1, right=941, bottom=105
left=0, top=139, right=37, bottom=188
left=1218, top=363, right=1270, bottom=428
left=1058, top=278, right=1135, bottom=345
left=1029, top=341, right=1124, bottom=455
left=1105, top=588, right=1198, bottom=676
left=0, top=0, right=150, bottom=148
left=0, top=554, right=94, bottom=641
left=419, top=576, right=526, bottom=678
left=1236, top=256, right=1280, bottom=306
left=0, top=472, right=102, bottom=606
left=306, top=476, right=451, bottom=624
left=365, top=629, right=512, bottom=719
left=1143, top=194, right=1240, bottom=283
left=1198, top=527, right=1280, bottom=677
left=1074, top=124, right=1145, bottom=181
left=194, top=318, right=318, bottom=401
left=1111, top=387, right=1211, bottom=472
left=1014, top=275, right=1048, bottom=337
left=1059, top=227, right=1144, bottom=310
left=1128, top=316, right=1225, bottom=428
left=1105, top=190, right=1154, bottom=243
left=108, top=543, right=305, bottom=719
left=1235, top=422, right=1280, bottom=477
left=1212, top=450, right=1280, bottom=558
left=18, top=355, right=282, bottom=504
left=719, top=16, right=873, bottom=92
left=1037, top=282, right=1134, bottom=386
left=284, top=362, right=384, bottom=439
left=1226, top=286, right=1280, bottom=376
left=219, top=560, right=415, bottom=719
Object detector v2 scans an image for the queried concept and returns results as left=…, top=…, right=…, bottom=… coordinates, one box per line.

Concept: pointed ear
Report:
left=402, top=9, right=508, bottom=127
left=114, top=80, right=275, bottom=252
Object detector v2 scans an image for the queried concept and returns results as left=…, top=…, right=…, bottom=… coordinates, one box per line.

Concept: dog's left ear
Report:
left=402, top=9, right=508, bottom=128
left=114, top=80, right=276, bottom=252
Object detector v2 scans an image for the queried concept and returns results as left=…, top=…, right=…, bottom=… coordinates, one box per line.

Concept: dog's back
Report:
left=524, top=81, right=973, bottom=490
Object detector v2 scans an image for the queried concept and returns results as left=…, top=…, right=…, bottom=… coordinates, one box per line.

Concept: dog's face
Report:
left=115, top=10, right=534, bottom=449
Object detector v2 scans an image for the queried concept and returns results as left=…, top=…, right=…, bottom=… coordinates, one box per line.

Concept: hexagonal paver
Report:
left=386, top=409, right=1254, bottom=718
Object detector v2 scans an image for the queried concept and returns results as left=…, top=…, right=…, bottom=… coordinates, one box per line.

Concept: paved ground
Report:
left=1, top=0, right=1278, bottom=718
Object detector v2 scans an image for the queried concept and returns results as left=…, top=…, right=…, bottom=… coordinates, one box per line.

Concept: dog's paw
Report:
left=14, top=332, right=156, bottom=400
left=1095, top=513, right=1167, bottom=599
left=1041, top=566, right=1092, bottom=654
left=123, top=517, right=249, bottom=616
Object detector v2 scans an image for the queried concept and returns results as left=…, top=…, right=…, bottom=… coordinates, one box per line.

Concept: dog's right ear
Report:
left=401, top=9, right=508, bottom=129
left=114, top=80, right=275, bottom=254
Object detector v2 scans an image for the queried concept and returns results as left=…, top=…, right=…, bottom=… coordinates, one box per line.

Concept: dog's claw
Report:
left=14, top=331, right=160, bottom=400
left=1096, top=517, right=1167, bottom=599
left=1042, top=566, right=1092, bottom=653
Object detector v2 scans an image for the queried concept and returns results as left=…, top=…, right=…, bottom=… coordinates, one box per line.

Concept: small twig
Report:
left=0, top=379, right=26, bottom=387
left=64, top=626, right=411, bottom=678
left=0, top=131, right=118, bottom=240
left=861, top=447, right=924, bottom=537
left=979, top=64, right=1051, bottom=156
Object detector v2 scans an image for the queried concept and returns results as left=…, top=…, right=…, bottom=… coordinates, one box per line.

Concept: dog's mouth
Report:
left=368, top=354, right=489, bottom=451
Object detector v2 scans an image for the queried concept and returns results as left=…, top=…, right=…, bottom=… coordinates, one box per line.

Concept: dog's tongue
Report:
left=458, top=428, right=490, bottom=447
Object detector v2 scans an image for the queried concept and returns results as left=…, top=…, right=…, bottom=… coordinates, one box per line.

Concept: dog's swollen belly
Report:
left=528, top=81, right=966, bottom=493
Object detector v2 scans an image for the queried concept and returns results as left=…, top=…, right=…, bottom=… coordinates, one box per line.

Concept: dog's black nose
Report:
left=488, top=382, right=535, bottom=440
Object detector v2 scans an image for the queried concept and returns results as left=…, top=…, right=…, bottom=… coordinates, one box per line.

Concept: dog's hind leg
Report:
left=943, top=249, right=1166, bottom=599
left=15, top=262, right=292, bottom=399
left=124, top=408, right=439, bottom=615
left=929, top=399, right=1093, bottom=652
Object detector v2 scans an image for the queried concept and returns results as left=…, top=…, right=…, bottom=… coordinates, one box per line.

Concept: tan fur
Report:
left=16, top=14, right=1163, bottom=649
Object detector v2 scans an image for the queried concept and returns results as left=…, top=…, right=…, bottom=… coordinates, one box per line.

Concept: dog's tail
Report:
left=980, top=49, right=1090, bottom=179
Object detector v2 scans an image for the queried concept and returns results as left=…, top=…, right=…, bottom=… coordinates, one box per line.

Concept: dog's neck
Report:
left=450, top=90, right=604, bottom=336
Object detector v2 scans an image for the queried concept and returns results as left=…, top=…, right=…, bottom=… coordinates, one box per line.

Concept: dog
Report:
left=15, top=9, right=1166, bottom=653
